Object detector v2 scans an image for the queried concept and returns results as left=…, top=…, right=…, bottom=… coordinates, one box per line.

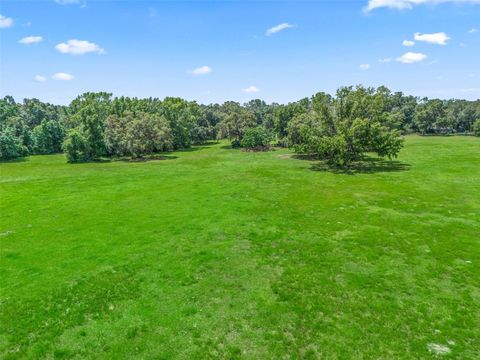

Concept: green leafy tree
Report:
left=0, top=96, right=19, bottom=126
left=104, top=114, right=130, bottom=156
left=240, top=127, right=273, bottom=150
left=473, top=119, right=480, bottom=137
left=63, top=129, right=88, bottom=163
left=414, top=99, right=445, bottom=135
left=125, top=113, right=172, bottom=157
left=217, top=108, right=256, bottom=147
left=32, top=120, right=65, bottom=154
left=104, top=112, right=172, bottom=157
left=0, top=127, right=26, bottom=160
left=72, top=105, right=106, bottom=160
left=288, top=86, right=404, bottom=167
left=161, top=97, right=195, bottom=149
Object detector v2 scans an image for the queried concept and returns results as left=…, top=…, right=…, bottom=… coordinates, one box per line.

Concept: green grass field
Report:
left=1, top=136, right=479, bottom=359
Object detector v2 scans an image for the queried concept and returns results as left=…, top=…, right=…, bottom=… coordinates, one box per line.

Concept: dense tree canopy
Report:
left=0, top=86, right=478, bottom=162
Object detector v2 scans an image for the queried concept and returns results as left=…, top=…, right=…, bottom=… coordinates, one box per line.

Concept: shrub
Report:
left=31, top=120, right=65, bottom=154
left=0, top=127, right=26, bottom=160
left=63, top=129, right=88, bottom=163
left=240, top=127, right=273, bottom=150
left=125, top=113, right=173, bottom=157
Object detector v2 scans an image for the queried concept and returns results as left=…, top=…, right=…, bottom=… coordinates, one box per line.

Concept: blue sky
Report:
left=0, top=0, right=479, bottom=105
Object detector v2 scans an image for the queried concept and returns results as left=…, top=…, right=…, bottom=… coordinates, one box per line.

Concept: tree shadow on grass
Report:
left=220, top=145, right=239, bottom=150
left=117, top=155, right=178, bottom=163
left=0, top=157, right=27, bottom=164
left=198, top=140, right=218, bottom=146
left=310, top=157, right=411, bottom=175
left=174, top=146, right=210, bottom=153
left=291, top=154, right=410, bottom=175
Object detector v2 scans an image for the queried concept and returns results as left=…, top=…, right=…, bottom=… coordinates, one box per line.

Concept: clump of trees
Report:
left=104, top=112, right=172, bottom=158
left=287, top=87, right=404, bottom=166
left=241, top=127, right=273, bottom=150
left=1, top=86, right=479, bottom=164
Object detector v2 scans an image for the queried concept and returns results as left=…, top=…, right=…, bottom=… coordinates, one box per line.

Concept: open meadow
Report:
left=1, top=135, right=479, bottom=359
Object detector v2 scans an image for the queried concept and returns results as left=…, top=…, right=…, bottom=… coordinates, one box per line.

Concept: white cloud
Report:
left=0, top=14, right=14, bottom=28
left=266, top=23, right=294, bottom=36
left=55, top=39, right=105, bottom=55
left=378, top=57, right=392, bottom=63
left=190, top=66, right=212, bottom=75
left=414, top=32, right=450, bottom=45
left=365, top=0, right=480, bottom=12
left=242, top=85, right=260, bottom=93
left=34, top=75, right=47, bottom=82
left=397, top=52, right=427, bottom=63
left=469, top=28, right=478, bottom=33
left=19, top=36, right=43, bottom=45
left=360, top=64, right=371, bottom=70
left=52, top=72, right=74, bottom=81
left=402, top=40, right=415, bottom=46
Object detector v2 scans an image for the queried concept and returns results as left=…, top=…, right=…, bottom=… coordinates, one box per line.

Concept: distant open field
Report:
left=1, top=136, right=479, bottom=359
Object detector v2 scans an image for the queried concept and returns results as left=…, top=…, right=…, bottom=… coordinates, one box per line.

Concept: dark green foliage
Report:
left=161, top=97, right=196, bottom=149
left=71, top=105, right=106, bottom=160
left=217, top=106, right=257, bottom=145
left=474, top=119, right=480, bottom=137
left=414, top=99, right=446, bottom=134
left=240, top=127, right=273, bottom=150
left=0, top=127, right=26, bottom=160
left=0, top=88, right=479, bottom=162
left=288, top=86, right=404, bottom=166
left=104, top=112, right=172, bottom=157
left=32, top=120, right=65, bottom=154
left=63, top=129, right=88, bottom=163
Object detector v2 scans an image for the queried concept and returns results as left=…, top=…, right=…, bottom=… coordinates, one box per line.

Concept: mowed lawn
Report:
left=1, top=136, right=479, bottom=359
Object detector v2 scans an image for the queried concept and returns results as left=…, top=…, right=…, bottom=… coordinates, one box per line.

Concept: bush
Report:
left=231, top=139, right=241, bottom=148
left=125, top=113, right=173, bottom=157
left=240, top=127, right=273, bottom=150
left=32, top=120, right=65, bottom=154
left=63, top=129, right=88, bottom=163
left=104, top=112, right=172, bottom=158
left=0, top=127, right=26, bottom=160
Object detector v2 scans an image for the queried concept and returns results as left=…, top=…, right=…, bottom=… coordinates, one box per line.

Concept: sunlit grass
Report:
left=1, top=136, right=479, bottom=359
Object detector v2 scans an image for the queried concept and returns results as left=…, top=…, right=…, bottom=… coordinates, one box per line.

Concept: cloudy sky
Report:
left=0, top=0, right=479, bottom=105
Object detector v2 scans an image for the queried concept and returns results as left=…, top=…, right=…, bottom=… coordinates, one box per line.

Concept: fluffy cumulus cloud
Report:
left=402, top=40, right=415, bottom=46
left=19, top=36, right=43, bottom=45
left=468, top=28, right=478, bottom=33
left=190, top=66, right=212, bottom=75
left=55, top=39, right=105, bottom=55
left=397, top=51, right=427, bottom=63
left=266, top=23, right=294, bottom=36
left=52, top=72, right=74, bottom=81
left=414, top=32, right=450, bottom=45
left=359, top=64, right=371, bottom=70
left=365, top=0, right=480, bottom=12
left=378, top=57, right=392, bottom=63
left=34, top=75, right=47, bottom=82
left=242, top=85, right=260, bottom=93
left=0, top=14, right=14, bottom=28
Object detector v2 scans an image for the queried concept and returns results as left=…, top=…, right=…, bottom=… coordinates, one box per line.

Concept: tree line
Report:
left=1, top=86, right=479, bottom=165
